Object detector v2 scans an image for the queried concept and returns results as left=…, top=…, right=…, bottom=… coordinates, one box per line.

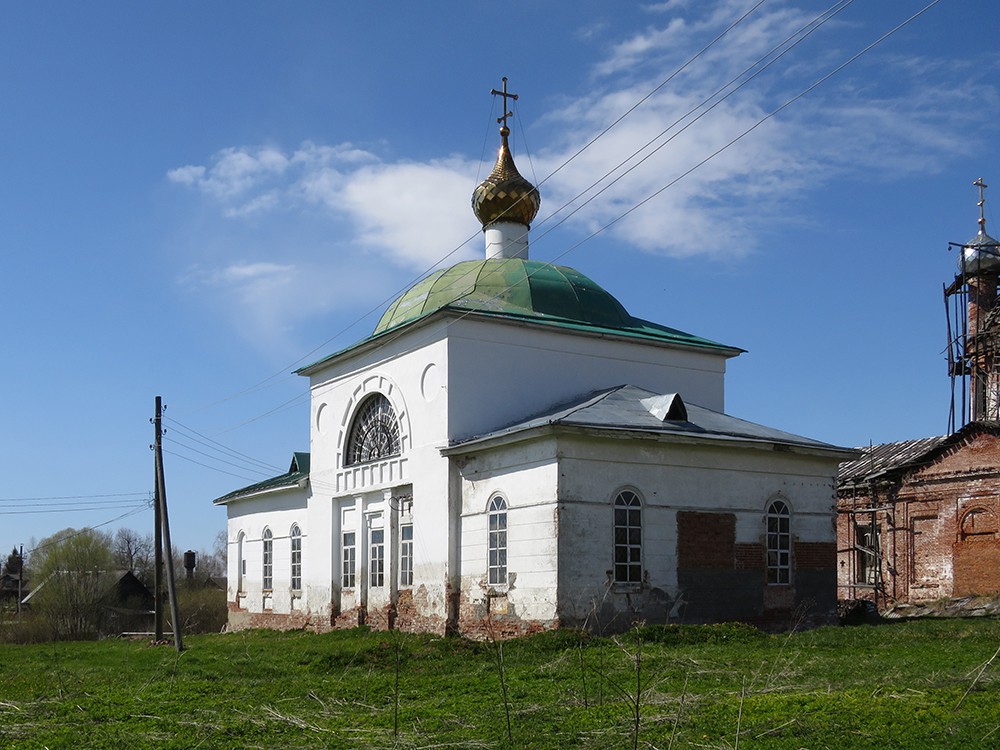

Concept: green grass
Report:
left=0, top=619, right=998, bottom=749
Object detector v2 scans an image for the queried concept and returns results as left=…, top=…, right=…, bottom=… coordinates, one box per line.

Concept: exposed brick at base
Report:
left=226, top=602, right=327, bottom=632
left=735, top=543, right=764, bottom=570
left=794, top=542, right=836, bottom=570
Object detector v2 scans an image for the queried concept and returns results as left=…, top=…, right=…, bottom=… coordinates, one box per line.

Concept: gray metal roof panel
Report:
left=449, top=385, right=850, bottom=453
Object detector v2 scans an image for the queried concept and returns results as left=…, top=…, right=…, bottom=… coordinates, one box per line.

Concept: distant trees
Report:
left=29, top=528, right=116, bottom=639
left=2, top=547, right=22, bottom=577
left=111, top=527, right=154, bottom=583
left=9, top=526, right=228, bottom=641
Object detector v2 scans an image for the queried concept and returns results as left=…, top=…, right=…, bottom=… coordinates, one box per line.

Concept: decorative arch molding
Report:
left=960, top=506, right=997, bottom=539
left=333, top=374, right=411, bottom=493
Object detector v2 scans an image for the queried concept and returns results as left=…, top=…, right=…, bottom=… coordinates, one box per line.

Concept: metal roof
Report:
left=212, top=452, right=309, bottom=505
left=837, top=421, right=1000, bottom=488
left=837, top=436, right=949, bottom=487
left=445, top=384, right=852, bottom=456
left=299, top=259, right=743, bottom=376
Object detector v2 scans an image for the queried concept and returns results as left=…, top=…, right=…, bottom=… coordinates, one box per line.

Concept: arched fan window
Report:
left=345, top=394, right=401, bottom=466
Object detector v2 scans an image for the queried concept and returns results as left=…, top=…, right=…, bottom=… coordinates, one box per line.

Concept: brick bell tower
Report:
left=946, top=179, right=1000, bottom=428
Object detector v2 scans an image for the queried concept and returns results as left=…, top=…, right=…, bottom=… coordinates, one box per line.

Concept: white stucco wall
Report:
left=225, top=487, right=308, bottom=615
left=445, top=316, right=731, bottom=441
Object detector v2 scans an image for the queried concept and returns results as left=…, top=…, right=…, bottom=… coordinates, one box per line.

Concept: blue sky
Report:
left=2, top=0, right=998, bottom=559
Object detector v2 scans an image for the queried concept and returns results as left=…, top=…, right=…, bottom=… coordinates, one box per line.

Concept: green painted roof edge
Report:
left=297, top=304, right=741, bottom=375
left=213, top=453, right=309, bottom=505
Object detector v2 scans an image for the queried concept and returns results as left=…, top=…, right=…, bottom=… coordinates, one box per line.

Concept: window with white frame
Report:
left=613, top=490, right=642, bottom=584
left=370, top=527, right=385, bottom=588
left=262, top=528, right=273, bottom=590
left=290, top=524, right=302, bottom=591
left=342, top=531, right=356, bottom=588
left=237, top=531, right=246, bottom=593
left=766, top=500, right=791, bottom=584
left=400, top=523, right=413, bottom=586
left=487, top=495, right=507, bottom=586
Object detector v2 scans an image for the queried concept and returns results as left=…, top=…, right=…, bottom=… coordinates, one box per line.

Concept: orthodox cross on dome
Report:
left=490, top=77, right=518, bottom=135
left=975, top=177, right=989, bottom=233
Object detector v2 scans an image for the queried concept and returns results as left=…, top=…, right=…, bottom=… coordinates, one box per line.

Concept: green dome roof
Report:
left=374, top=259, right=631, bottom=334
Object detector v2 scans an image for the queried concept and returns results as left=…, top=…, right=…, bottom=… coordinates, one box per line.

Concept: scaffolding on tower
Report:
left=944, top=178, right=1000, bottom=432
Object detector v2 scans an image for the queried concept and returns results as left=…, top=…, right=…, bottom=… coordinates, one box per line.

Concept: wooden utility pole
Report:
left=153, top=396, right=184, bottom=651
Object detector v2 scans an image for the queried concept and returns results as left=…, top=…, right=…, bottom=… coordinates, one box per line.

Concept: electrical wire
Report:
left=202, top=1, right=775, bottom=412
left=185, top=1, right=943, bottom=446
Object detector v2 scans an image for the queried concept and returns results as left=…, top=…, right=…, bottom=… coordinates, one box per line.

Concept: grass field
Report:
left=1, top=618, right=998, bottom=749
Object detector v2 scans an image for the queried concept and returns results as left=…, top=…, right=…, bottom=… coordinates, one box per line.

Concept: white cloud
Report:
left=166, top=1, right=998, bottom=344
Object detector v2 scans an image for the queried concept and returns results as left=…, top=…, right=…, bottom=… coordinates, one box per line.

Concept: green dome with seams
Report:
left=374, top=258, right=631, bottom=334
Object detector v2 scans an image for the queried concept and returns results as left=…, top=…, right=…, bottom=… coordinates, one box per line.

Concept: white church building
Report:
left=216, top=93, right=852, bottom=636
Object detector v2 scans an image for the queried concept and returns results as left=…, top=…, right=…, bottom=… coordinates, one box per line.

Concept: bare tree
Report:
left=112, top=527, right=154, bottom=583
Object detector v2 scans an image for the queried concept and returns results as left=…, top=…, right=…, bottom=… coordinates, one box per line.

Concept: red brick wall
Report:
left=735, top=543, right=763, bottom=570
left=794, top=542, right=835, bottom=570
left=677, top=511, right=735, bottom=569
left=837, top=430, right=1000, bottom=606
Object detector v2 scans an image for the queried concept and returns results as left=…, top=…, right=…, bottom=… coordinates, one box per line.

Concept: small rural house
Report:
left=216, top=93, right=852, bottom=636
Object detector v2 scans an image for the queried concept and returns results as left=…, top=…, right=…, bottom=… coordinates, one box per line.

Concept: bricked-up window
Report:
left=400, top=524, right=414, bottom=586
left=345, top=393, right=401, bottom=466
left=290, top=524, right=302, bottom=591
left=370, top=528, right=385, bottom=588
left=961, top=507, right=997, bottom=538
left=342, top=532, right=356, bottom=588
left=488, top=496, right=508, bottom=586
left=614, top=490, right=642, bottom=584
left=766, top=500, right=791, bottom=584
left=262, top=528, right=273, bottom=590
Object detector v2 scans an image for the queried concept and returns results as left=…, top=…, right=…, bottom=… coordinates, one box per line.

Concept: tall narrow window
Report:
left=766, top=500, right=791, bottom=584
left=400, top=524, right=414, bottom=586
left=290, top=524, right=302, bottom=591
left=614, top=490, right=642, bottom=584
left=345, top=393, right=401, bottom=466
left=488, top=496, right=507, bottom=586
left=342, top=531, right=356, bottom=588
left=236, top=531, right=246, bottom=591
left=370, top=528, right=385, bottom=587
left=262, top=528, right=273, bottom=590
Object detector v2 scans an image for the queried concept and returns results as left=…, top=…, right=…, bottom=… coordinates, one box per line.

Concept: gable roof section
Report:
left=837, top=421, right=1000, bottom=489
left=213, top=452, right=310, bottom=505
left=443, top=384, right=852, bottom=457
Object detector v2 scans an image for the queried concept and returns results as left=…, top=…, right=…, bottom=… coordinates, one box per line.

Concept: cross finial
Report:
left=490, top=77, right=518, bottom=136
left=975, top=177, right=989, bottom=233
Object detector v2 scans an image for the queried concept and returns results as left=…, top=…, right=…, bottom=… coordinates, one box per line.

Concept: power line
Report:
left=184, top=1, right=942, bottom=445
left=201, top=2, right=774, bottom=414
left=164, top=417, right=284, bottom=474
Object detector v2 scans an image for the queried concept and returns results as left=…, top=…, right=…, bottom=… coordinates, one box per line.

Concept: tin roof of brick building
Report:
left=837, top=421, right=1000, bottom=488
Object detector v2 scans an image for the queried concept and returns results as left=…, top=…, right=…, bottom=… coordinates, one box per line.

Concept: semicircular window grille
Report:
left=345, top=394, right=401, bottom=466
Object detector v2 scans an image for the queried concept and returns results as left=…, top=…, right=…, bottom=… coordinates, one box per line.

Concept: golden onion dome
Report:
left=471, top=127, right=541, bottom=229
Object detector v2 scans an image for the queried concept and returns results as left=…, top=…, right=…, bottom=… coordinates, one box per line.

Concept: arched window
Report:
left=290, top=524, right=302, bottom=591
left=766, top=500, right=791, bottom=584
left=237, top=531, right=246, bottom=593
left=262, top=528, right=273, bottom=591
left=488, top=496, right=507, bottom=586
left=345, top=393, right=401, bottom=466
left=614, top=490, right=642, bottom=584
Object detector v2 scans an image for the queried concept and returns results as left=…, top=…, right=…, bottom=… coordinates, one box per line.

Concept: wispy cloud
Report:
left=166, top=1, right=997, bottom=346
